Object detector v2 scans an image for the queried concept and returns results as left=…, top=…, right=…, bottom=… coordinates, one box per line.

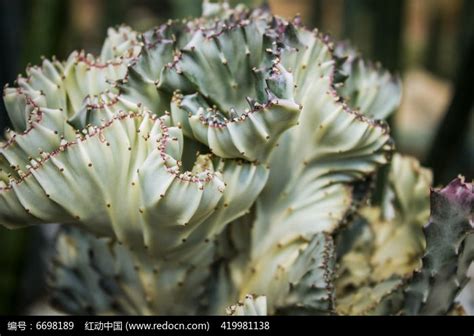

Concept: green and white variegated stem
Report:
left=335, top=154, right=432, bottom=314
left=0, top=91, right=141, bottom=180
left=165, top=20, right=300, bottom=162
left=3, top=57, right=65, bottom=131
left=3, top=26, right=140, bottom=129
left=0, top=26, right=141, bottom=184
left=0, top=111, right=268, bottom=262
left=226, top=294, right=267, bottom=316
left=216, top=19, right=394, bottom=314
left=4, top=1, right=469, bottom=317
left=119, top=18, right=301, bottom=163
left=100, top=26, right=141, bottom=61
left=49, top=226, right=213, bottom=315
left=0, top=104, right=77, bottom=179
left=334, top=42, right=401, bottom=120
left=117, top=22, right=191, bottom=116
left=273, top=233, right=336, bottom=315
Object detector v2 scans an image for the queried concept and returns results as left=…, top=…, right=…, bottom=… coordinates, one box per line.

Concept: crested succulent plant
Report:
left=0, top=2, right=472, bottom=316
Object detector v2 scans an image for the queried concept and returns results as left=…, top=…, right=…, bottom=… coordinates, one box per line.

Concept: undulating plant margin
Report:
left=0, top=2, right=471, bottom=316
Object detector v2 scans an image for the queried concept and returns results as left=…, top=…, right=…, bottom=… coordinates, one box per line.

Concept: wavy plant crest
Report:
left=0, top=2, right=472, bottom=316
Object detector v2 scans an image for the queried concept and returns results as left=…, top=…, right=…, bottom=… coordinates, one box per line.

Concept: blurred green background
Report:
left=0, top=0, right=472, bottom=314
